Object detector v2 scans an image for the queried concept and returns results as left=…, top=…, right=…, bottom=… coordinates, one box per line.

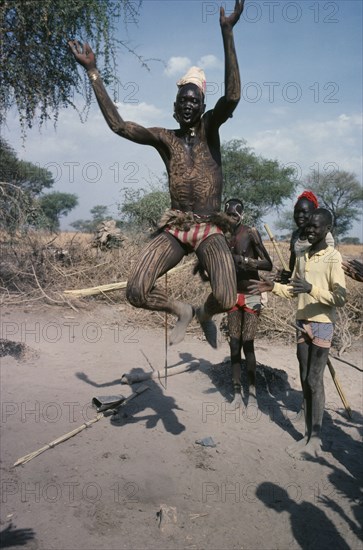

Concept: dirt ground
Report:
left=0, top=302, right=362, bottom=550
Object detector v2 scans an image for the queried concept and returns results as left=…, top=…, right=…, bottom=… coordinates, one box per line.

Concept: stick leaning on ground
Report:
left=264, top=224, right=352, bottom=419
left=13, top=384, right=149, bottom=467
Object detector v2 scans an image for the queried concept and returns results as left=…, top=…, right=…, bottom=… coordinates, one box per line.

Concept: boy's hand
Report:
left=290, top=274, right=312, bottom=294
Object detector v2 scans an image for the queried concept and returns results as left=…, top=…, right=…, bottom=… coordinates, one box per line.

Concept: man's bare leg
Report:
left=196, top=234, right=236, bottom=348
left=126, top=232, right=193, bottom=345
left=242, top=311, right=259, bottom=404
left=228, top=310, right=243, bottom=406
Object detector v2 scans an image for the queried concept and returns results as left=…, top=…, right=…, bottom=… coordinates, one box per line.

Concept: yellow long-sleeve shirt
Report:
left=273, top=246, right=346, bottom=323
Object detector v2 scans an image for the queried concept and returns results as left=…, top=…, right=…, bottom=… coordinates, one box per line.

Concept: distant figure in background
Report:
left=280, top=191, right=334, bottom=283
left=342, top=259, right=363, bottom=282
left=224, top=199, right=273, bottom=406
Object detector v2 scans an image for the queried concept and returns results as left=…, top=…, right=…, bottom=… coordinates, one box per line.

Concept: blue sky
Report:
left=3, top=0, right=362, bottom=237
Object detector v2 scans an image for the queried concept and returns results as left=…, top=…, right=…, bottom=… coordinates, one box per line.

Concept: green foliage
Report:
left=0, top=0, right=142, bottom=135
left=221, top=139, right=298, bottom=223
left=0, top=138, right=55, bottom=231
left=69, top=219, right=94, bottom=233
left=305, top=170, right=363, bottom=238
left=0, top=138, right=54, bottom=193
left=120, top=187, right=170, bottom=229
left=70, top=204, right=114, bottom=233
left=38, top=192, right=79, bottom=232
left=274, top=209, right=297, bottom=234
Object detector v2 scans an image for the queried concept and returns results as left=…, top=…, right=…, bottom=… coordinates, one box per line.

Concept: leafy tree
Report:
left=341, top=237, right=360, bottom=245
left=274, top=209, right=297, bottom=234
left=70, top=204, right=113, bottom=233
left=0, top=138, right=54, bottom=231
left=1, top=0, right=142, bottom=134
left=0, top=138, right=54, bottom=193
left=304, top=170, right=363, bottom=238
left=120, top=186, right=170, bottom=229
left=90, top=205, right=111, bottom=223
left=221, top=139, right=298, bottom=223
left=38, top=192, right=78, bottom=232
left=69, top=219, right=94, bottom=233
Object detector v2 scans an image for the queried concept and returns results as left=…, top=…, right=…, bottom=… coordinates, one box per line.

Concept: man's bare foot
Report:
left=196, top=307, right=220, bottom=349
left=286, top=437, right=322, bottom=460
left=248, top=385, right=257, bottom=406
left=232, top=383, right=243, bottom=408
left=285, top=437, right=308, bottom=458
left=169, top=304, right=194, bottom=345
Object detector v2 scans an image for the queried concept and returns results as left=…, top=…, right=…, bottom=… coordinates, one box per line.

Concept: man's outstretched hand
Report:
left=68, top=40, right=96, bottom=71
left=220, top=0, right=245, bottom=29
left=247, top=279, right=274, bottom=295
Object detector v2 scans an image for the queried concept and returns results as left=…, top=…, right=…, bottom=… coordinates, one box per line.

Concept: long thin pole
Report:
left=164, top=273, right=168, bottom=388
left=264, top=223, right=289, bottom=271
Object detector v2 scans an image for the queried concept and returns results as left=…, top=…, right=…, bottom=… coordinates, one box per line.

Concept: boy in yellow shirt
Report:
left=249, top=208, right=346, bottom=459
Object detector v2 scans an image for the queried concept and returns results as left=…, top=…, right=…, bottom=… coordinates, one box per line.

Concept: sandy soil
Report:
left=0, top=303, right=362, bottom=550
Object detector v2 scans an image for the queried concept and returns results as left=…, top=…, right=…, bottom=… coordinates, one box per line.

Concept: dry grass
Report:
left=0, top=230, right=362, bottom=353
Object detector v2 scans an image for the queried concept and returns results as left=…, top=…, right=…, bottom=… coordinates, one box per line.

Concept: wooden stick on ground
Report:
left=327, top=357, right=352, bottom=419
left=63, top=261, right=194, bottom=298
left=13, top=384, right=149, bottom=467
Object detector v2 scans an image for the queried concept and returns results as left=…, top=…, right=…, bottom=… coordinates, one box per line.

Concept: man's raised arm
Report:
left=213, top=0, right=244, bottom=124
left=68, top=41, right=157, bottom=145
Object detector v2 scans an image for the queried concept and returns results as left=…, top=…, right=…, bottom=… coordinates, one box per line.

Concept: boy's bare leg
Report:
left=300, top=345, right=329, bottom=457
left=287, top=343, right=329, bottom=459
left=286, top=341, right=310, bottom=456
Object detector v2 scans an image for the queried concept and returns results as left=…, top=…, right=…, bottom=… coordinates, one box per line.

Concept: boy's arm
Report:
left=308, top=252, right=346, bottom=307
left=245, top=228, right=273, bottom=271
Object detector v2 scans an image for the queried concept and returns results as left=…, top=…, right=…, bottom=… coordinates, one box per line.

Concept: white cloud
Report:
left=164, top=56, right=191, bottom=77
left=114, top=101, right=164, bottom=126
left=248, top=113, right=363, bottom=181
left=269, top=106, right=291, bottom=117
left=197, top=54, right=222, bottom=70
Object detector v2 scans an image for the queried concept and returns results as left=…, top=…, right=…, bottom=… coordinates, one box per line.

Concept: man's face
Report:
left=293, top=198, right=315, bottom=228
left=306, top=214, right=329, bottom=245
left=174, top=84, right=205, bottom=128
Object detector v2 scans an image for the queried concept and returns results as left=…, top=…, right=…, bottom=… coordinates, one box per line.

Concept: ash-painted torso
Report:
left=122, top=111, right=224, bottom=217
left=162, top=125, right=221, bottom=215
